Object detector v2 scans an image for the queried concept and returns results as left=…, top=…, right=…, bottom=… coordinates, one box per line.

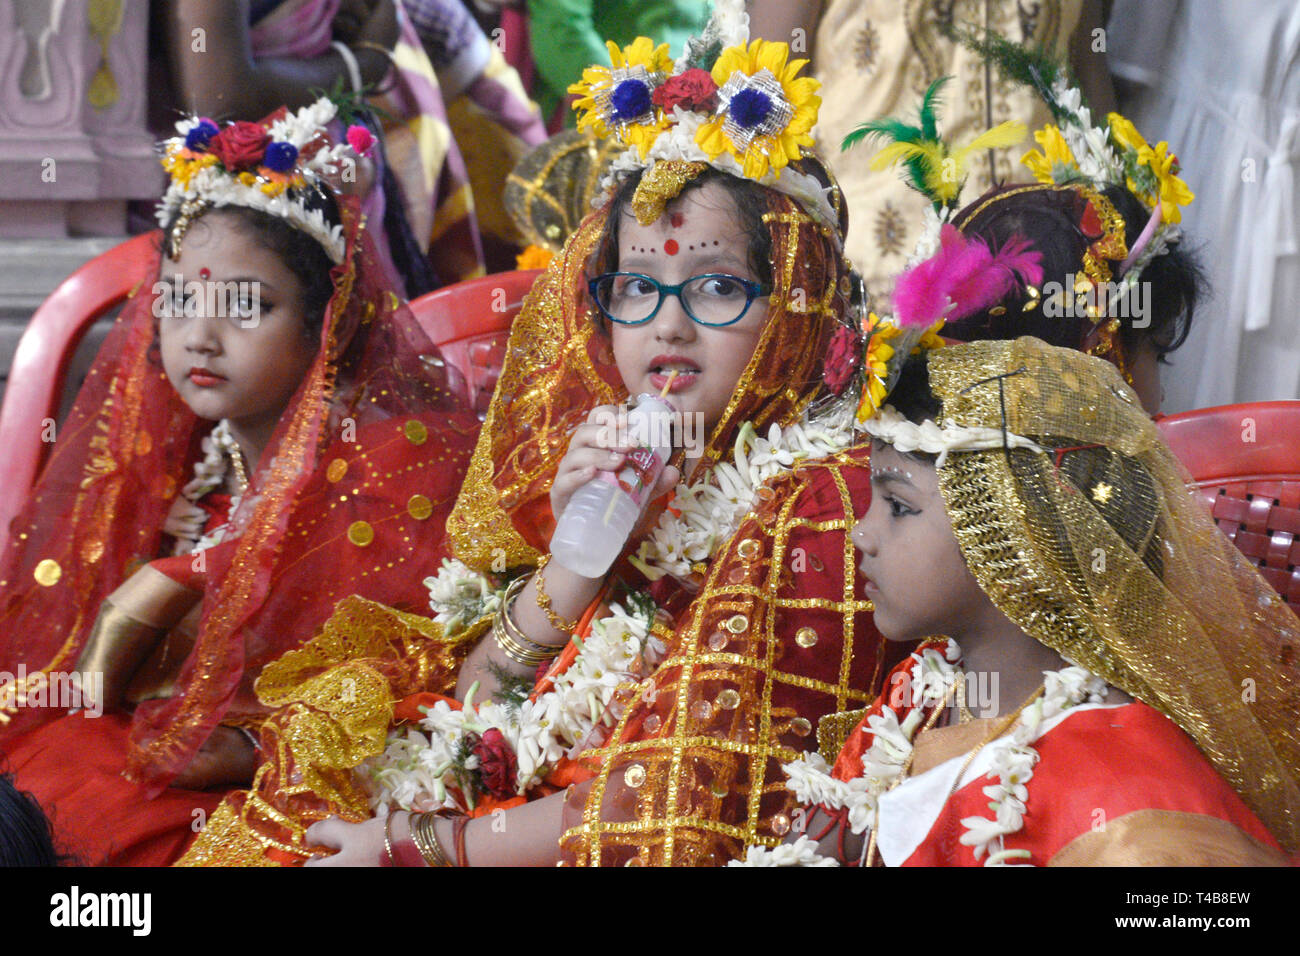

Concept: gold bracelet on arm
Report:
left=409, top=812, right=453, bottom=867
left=493, top=575, right=565, bottom=669
left=534, top=554, right=580, bottom=634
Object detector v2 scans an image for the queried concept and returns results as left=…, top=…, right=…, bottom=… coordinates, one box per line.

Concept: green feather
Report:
left=918, top=75, right=950, bottom=141
left=841, top=118, right=925, bottom=154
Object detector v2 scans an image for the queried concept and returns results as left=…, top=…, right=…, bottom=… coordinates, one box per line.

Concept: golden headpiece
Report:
left=869, top=337, right=1300, bottom=851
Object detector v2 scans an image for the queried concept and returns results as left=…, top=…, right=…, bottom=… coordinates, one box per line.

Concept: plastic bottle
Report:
left=549, top=394, right=675, bottom=578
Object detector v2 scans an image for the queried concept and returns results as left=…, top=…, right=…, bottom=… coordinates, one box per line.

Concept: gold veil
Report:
left=924, top=337, right=1300, bottom=851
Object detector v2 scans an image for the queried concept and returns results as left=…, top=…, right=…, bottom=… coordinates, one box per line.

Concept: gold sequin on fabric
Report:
left=791, top=717, right=812, bottom=737
left=726, top=614, right=749, bottom=634
left=326, top=458, right=348, bottom=483
left=33, top=559, right=61, bottom=587
left=134, top=431, right=152, bottom=456
left=347, top=521, right=375, bottom=547
left=403, top=419, right=428, bottom=445
left=795, top=626, right=818, bottom=648
left=407, top=494, right=433, bottom=520
left=927, top=337, right=1300, bottom=852
left=716, top=688, right=741, bottom=710
left=624, top=764, right=647, bottom=788
left=736, top=538, right=761, bottom=561
left=631, top=160, right=709, bottom=225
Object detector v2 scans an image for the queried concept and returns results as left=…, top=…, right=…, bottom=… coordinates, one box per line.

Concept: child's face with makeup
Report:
left=851, top=442, right=991, bottom=642
left=159, top=211, right=318, bottom=434
left=609, top=180, right=770, bottom=431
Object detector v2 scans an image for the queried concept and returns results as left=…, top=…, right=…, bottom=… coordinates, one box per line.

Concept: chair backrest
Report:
left=1156, top=401, right=1300, bottom=613
left=0, top=231, right=160, bottom=558
left=408, top=269, right=542, bottom=419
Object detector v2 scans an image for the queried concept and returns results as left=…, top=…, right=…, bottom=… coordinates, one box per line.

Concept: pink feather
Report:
left=893, top=227, right=1044, bottom=327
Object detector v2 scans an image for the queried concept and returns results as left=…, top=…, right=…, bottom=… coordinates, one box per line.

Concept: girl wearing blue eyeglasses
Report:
left=189, top=25, right=894, bottom=864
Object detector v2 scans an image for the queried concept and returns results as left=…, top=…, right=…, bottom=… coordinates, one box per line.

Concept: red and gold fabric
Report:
left=179, top=155, right=894, bottom=866
left=0, top=194, right=481, bottom=865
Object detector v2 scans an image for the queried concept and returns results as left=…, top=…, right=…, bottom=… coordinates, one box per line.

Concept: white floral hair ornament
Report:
left=156, top=97, right=367, bottom=263
left=862, top=405, right=1044, bottom=467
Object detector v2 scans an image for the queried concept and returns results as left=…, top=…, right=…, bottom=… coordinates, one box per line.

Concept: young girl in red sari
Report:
left=745, top=338, right=1299, bottom=866
left=181, top=3, right=900, bottom=867
left=0, top=99, right=480, bottom=865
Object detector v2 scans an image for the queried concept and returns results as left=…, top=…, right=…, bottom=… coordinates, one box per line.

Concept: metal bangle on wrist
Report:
left=493, top=575, right=565, bottom=669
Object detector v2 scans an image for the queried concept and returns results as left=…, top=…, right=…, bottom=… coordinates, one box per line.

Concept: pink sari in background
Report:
left=250, top=0, right=486, bottom=287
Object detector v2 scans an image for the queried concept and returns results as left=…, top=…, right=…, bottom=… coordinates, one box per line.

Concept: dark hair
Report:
left=160, top=192, right=341, bottom=336
left=591, top=167, right=775, bottom=295
left=888, top=351, right=1164, bottom=576
left=0, top=772, right=64, bottom=866
left=945, top=183, right=1206, bottom=362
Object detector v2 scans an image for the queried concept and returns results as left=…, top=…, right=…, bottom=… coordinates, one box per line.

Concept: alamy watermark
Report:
left=152, top=273, right=261, bottom=327
left=0, top=666, right=103, bottom=718
left=1040, top=273, right=1151, bottom=329
left=590, top=404, right=708, bottom=457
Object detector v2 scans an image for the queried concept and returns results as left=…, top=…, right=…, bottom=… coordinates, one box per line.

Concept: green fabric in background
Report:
left=527, top=0, right=711, bottom=127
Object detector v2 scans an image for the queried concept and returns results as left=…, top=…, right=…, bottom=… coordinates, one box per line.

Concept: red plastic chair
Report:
left=409, top=269, right=542, bottom=419
left=1156, top=401, right=1300, bottom=613
left=0, top=231, right=160, bottom=557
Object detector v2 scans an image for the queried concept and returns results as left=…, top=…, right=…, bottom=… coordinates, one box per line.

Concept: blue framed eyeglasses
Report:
left=588, top=272, right=770, bottom=327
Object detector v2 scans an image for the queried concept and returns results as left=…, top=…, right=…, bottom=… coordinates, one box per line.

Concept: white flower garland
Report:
left=860, top=405, right=1045, bottom=467
left=629, top=395, right=857, bottom=583
left=163, top=419, right=243, bottom=555
left=742, top=642, right=1108, bottom=866
left=727, top=835, right=839, bottom=867
left=423, top=558, right=504, bottom=635
left=371, top=398, right=854, bottom=813
left=363, top=593, right=663, bottom=812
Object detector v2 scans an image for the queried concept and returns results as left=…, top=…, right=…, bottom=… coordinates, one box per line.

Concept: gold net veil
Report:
left=923, top=337, right=1300, bottom=851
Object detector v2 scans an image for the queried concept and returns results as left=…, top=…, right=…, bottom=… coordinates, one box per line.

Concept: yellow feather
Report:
left=952, top=121, right=1028, bottom=161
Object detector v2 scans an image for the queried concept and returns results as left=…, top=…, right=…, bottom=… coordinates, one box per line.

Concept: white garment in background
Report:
left=1109, top=0, right=1300, bottom=411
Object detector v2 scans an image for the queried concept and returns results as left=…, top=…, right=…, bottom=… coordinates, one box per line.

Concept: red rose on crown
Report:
left=653, top=68, right=719, bottom=114
left=823, top=325, right=863, bottom=394
left=472, top=728, right=518, bottom=800
left=208, top=121, right=272, bottom=172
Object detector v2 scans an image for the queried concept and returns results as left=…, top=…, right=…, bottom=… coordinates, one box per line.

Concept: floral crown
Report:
left=567, top=0, right=835, bottom=229
left=961, top=30, right=1193, bottom=291
left=156, top=97, right=376, bottom=263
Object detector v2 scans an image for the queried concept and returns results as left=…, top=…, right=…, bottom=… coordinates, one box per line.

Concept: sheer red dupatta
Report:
left=0, top=195, right=481, bottom=795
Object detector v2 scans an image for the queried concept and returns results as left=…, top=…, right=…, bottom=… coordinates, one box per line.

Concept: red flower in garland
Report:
left=652, top=68, right=719, bottom=114
left=822, top=325, right=863, bottom=394
left=208, top=121, right=272, bottom=172
left=472, top=728, right=518, bottom=799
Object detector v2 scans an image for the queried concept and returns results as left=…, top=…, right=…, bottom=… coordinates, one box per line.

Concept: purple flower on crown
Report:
left=262, top=141, right=299, bottom=173
left=610, top=78, right=654, bottom=123
left=729, top=89, right=774, bottom=129
left=184, top=118, right=220, bottom=152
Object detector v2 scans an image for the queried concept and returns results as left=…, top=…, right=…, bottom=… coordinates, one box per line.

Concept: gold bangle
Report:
left=493, top=577, right=563, bottom=668
left=383, top=810, right=399, bottom=866
left=534, top=555, right=579, bottom=634
left=409, top=812, right=451, bottom=867
left=494, top=616, right=561, bottom=668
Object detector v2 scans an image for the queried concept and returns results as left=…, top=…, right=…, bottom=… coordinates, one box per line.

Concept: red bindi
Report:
left=664, top=239, right=679, bottom=256
left=198, top=267, right=211, bottom=280
left=669, top=212, right=684, bottom=228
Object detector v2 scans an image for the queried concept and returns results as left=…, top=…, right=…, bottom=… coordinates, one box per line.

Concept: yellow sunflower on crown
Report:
left=695, top=39, right=821, bottom=181
left=569, top=38, right=675, bottom=159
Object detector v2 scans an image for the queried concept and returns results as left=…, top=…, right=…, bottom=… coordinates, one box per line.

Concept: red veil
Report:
left=0, top=196, right=480, bottom=820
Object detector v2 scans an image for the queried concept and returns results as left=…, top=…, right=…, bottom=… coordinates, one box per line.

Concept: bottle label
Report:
left=598, top=446, right=662, bottom=508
